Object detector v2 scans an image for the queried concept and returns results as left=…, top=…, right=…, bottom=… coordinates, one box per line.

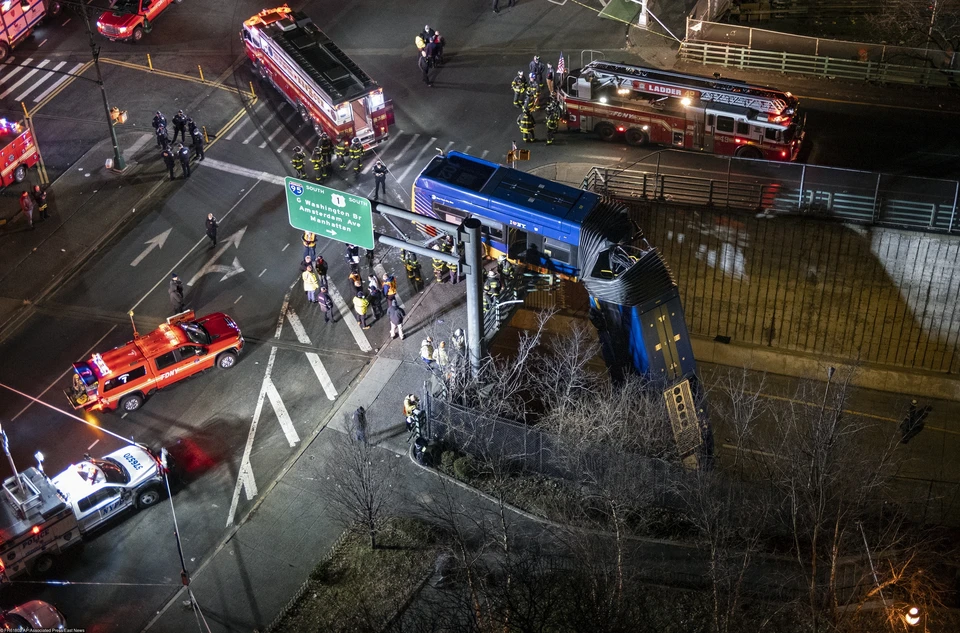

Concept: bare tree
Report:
left=319, top=431, right=403, bottom=549
left=866, top=0, right=960, bottom=59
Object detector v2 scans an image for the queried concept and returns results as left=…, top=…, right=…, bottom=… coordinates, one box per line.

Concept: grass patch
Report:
left=271, top=517, right=441, bottom=633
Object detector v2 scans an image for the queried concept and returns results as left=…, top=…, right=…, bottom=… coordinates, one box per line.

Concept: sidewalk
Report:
left=0, top=130, right=174, bottom=342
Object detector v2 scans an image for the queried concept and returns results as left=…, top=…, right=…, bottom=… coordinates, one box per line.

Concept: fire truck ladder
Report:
left=584, top=61, right=792, bottom=115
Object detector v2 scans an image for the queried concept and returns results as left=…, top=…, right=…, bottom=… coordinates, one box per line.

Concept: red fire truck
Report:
left=558, top=61, right=805, bottom=161
left=0, top=118, right=39, bottom=186
left=241, top=6, right=393, bottom=151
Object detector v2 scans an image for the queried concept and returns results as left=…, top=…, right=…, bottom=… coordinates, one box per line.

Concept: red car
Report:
left=65, top=311, right=243, bottom=412
left=96, top=0, right=181, bottom=42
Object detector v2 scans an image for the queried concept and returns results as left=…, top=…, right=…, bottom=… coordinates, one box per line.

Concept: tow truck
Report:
left=64, top=310, right=243, bottom=413
left=0, top=446, right=166, bottom=581
left=96, top=0, right=182, bottom=42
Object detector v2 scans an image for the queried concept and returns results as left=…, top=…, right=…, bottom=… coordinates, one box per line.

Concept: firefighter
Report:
left=431, top=244, right=446, bottom=283
left=172, top=109, right=187, bottom=144
left=483, top=269, right=501, bottom=313
left=511, top=70, right=527, bottom=108
left=291, top=146, right=306, bottom=178
left=190, top=124, right=205, bottom=161
left=373, top=159, right=388, bottom=200
left=349, top=137, right=363, bottom=175
left=545, top=103, right=560, bottom=145
left=318, top=132, right=333, bottom=177
left=162, top=147, right=175, bottom=180
left=401, top=249, right=424, bottom=293
left=31, top=184, right=48, bottom=221
left=525, top=72, right=540, bottom=111
left=176, top=143, right=191, bottom=178
left=440, top=236, right=457, bottom=284
left=335, top=135, right=349, bottom=169
left=499, top=255, right=518, bottom=290
left=517, top=108, right=536, bottom=143
left=311, top=144, right=323, bottom=182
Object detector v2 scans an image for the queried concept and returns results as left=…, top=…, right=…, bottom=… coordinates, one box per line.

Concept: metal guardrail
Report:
left=583, top=151, right=960, bottom=234
left=679, top=40, right=960, bottom=88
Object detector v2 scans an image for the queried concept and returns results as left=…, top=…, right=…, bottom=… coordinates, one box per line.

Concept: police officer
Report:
left=335, top=135, right=349, bottom=169
left=176, top=143, right=191, bottom=178
left=162, top=147, right=176, bottom=180
left=349, top=137, right=363, bottom=175
left=156, top=123, right=170, bottom=150
left=401, top=249, right=424, bottom=293
left=318, top=132, right=333, bottom=177
left=511, top=70, right=526, bottom=108
left=291, top=146, right=306, bottom=178
left=152, top=110, right=167, bottom=133
left=190, top=124, right=205, bottom=161
left=373, top=159, right=388, bottom=200
left=525, top=72, right=540, bottom=111
left=172, top=109, right=188, bottom=144
left=545, top=103, right=560, bottom=145
left=518, top=108, right=536, bottom=143
left=31, top=184, right=48, bottom=221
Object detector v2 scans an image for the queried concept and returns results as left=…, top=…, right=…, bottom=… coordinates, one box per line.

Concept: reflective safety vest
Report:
left=353, top=296, right=370, bottom=315
left=383, top=278, right=397, bottom=296
left=349, top=144, right=363, bottom=160
left=335, top=141, right=348, bottom=157
left=511, top=77, right=526, bottom=95
left=302, top=232, right=316, bottom=248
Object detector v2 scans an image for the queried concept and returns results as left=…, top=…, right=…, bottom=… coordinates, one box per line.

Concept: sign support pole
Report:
left=461, top=218, right=483, bottom=376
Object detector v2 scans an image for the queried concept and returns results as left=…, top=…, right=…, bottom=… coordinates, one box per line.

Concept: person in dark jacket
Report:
left=373, top=160, right=388, bottom=200
left=162, top=148, right=175, bottom=180
left=190, top=125, right=205, bottom=161
left=317, top=286, right=334, bottom=323
left=205, top=213, right=218, bottom=247
left=176, top=143, right=191, bottom=178
left=418, top=50, right=432, bottom=87
left=31, top=184, right=48, bottom=220
left=152, top=111, right=167, bottom=131
left=156, top=124, right=169, bottom=150
left=352, top=406, right=367, bottom=444
left=172, top=109, right=188, bottom=144
left=387, top=298, right=405, bottom=340
left=169, top=273, right=185, bottom=313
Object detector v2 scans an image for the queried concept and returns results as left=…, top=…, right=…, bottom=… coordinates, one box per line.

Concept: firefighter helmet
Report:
left=529, top=72, right=537, bottom=82
left=351, top=137, right=360, bottom=146
left=487, top=270, right=497, bottom=279
left=293, top=146, right=302, bottom=153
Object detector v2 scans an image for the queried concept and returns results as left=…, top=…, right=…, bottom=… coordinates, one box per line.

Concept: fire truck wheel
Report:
left=297, top=103, right=309, bottom=122
left=625, top=128, right=649, bottom=147
left=0, top=43, right=9, bottom=64
left=31, top=553, right=55, bottom=575
left=136, top=485, right=162, bottom=509
left=255, top=61, right=267, bottom=79
left=736, top=145, right=763, bottom=160
left=132, top=26, right=144, bottom=42
left=120, top=394, right=144, bottom=412
left=217, top=351, right=238, bottom=370
left=595, top=123, right=617, bottom=143
left=13, top=165, right=26, bottom=183
left=313, top=120, right=324, bottom=137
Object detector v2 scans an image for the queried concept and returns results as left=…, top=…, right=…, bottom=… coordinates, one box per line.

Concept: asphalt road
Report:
left=0, top=0, right=959, bottom=630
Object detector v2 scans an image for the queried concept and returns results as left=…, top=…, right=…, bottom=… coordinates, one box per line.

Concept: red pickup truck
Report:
left=96, top=0, right=181, bottom=42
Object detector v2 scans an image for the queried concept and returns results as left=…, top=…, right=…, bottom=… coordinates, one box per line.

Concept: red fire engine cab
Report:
left=241, top=6, right=393, bottom=151
left=0, top=118, right=39, bottom=186
left=559, top=61, right=805, bottom=161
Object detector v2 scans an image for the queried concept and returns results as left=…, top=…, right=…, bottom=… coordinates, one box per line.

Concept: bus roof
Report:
left=249, top=7, right=379, bottom=105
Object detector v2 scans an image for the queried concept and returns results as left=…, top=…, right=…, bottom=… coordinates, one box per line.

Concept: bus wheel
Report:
left=736, top=146, right=763, bottom=159
left=625, top=128, right=648, bottom=147
left=13, top=165, right=26, bottom=183
left=595, top=123, right=616, bottom=142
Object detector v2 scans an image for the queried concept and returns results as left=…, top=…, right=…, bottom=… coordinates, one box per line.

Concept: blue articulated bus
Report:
left=411, top=151, right=699, bottom=387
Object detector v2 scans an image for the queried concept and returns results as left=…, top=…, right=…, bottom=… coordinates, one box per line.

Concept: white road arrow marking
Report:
left=130, top=228, right=172, bottom=267
left=188, top=227, right=247, bottom=286
left=286, top=308, right=338, bottom=401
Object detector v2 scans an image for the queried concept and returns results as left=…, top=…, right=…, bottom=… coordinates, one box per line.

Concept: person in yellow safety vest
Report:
left=348, top=268, right=364, bottom=295
left=352, top=292, right=371, bottom=329
left=349, top=137, right=363, bottom=174
left=420, top=336, right=435, bottom=368
left=335, top=135, right=349, bottom=169
left=382, top=273, right=398, bottom=300
left=511, top=70, right=527, bottom=109
left=311, top=145, right=323, bottom=182
left=545, top=105, right=560, bottom=145
left=525, top=73, right=540, bottom=111
left=302, top=231, right=317, bottom=260
left=431, top=244, right=446, bottom=283
left=291, top=146, right=306, bottom=178
left=517, top=108, right=536, bottom=143
left=483, top=269, right=501, bottom=314
left=403, top=393, right=420, bottom=417
left=401, top=249, right=424, bottom=293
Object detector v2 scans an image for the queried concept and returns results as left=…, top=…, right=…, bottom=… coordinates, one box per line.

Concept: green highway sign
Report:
left=284, top=177, right=375, bottom=250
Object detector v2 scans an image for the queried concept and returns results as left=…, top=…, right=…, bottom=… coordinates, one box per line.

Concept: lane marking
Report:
left=0, top=59, right=50, bottom=99
left=202, top=157, right=285, bottom=185
left=234, top=295, right=243, bottom=304
left=0, top=57, right=30, bottom=83
left=286, top=308, right=338, bottom=400
left=243, top=110, right=278, bottom=144
left=11, top=325, right=118, bottom=421
left=326, top=278, right=373, bottom=352
left=442, top=141, right=455, bottom=154
left=480, top=150, right=489, bottom=160
left=14, top=60, right=64, bottom=102
left=87, top=439, right=99, bottom=451
left=388, top=133, right=420, bottom=170
left=225, top=115, right=250, bottom=140
left=121, top=132, right=154, bottom=161
left=259, top=268, right=267, bottom=277
left=363, top=131, right=402, bottom=174
left=282, top=243, right=289, bottom=252
left=396, top=136, right=436, bottom=185
left=265, top=378, right=300, bottom=447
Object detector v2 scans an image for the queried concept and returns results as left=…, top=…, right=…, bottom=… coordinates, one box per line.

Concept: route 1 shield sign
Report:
left=284, top=177, right=375, bottom=250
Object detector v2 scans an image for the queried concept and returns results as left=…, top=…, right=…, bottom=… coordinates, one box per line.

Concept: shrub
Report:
left=453, top=456, right=475, bottom=480
left=440, top=450, right=457, bottom=473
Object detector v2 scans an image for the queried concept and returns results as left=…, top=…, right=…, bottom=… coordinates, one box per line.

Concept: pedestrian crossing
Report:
left=222, top=103, right=499, bottom=197
left=0, top=57, right=86, bottom=106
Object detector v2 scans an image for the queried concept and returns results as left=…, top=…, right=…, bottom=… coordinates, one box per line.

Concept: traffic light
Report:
left=109, top=107, right=128, bottom=125
left=663, top=378, right=702, bottom=462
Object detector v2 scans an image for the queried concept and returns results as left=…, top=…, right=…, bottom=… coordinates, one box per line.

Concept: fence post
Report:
left=815, top=38, right=819, bottom=56
left=797, top=163, right=806, bottom=211
left=948, top=181, right=958, bottom=234
left=725, top=158, right=732, bottom=207
left=872, top=173, right=882, bottom=224
left=748, top=27, right=753, bottom=50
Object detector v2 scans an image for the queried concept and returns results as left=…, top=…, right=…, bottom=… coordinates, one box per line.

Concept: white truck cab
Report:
left=51, top=446, right=164, bottom=533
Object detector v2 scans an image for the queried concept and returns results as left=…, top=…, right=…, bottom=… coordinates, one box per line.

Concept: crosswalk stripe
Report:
left=285, top=308, right=338, bottom=401
left=32, top=62, right=84, bottom=103
left=396, top=136, right=436, bottom=185
left=259, top=111, right=297, bottom=148
left=0, top=59, right=49, bottom=99
left=203, top=157, right=285, bottom=185
left=243, top=109, right=279, bottom=144
left=480, top=149, right=489, bottom=160
left=442, top=140, right=455, bottom=154
left=225, top=115, right=250, bottom=140
left=326, top=278, right=373, bottom=352
left=265, top=378, right=300, bottom=447
left=0, top=57, right=31, bottom=84
left=388, top=133, right=420, bottom=170
left=14, top=60, right=64, bottom=101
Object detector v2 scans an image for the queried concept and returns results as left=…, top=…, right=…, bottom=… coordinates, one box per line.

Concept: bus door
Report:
left=507, top=227, right=527, bottom=260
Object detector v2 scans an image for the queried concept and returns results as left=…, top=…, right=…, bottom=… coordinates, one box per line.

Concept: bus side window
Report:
left=736, top=121, right=750, bottom=135
left=508, top=228, right=527, bottom=260
left=716, top=116, right=734, bottom=133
